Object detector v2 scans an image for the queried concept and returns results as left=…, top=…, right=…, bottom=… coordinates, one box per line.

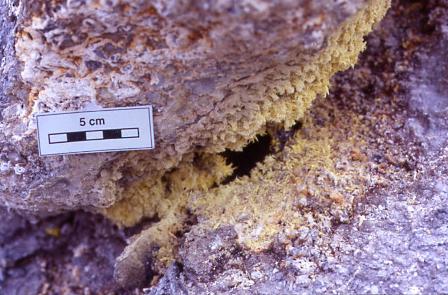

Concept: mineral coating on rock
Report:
left=2, top=0, right=447, bottom=293
left=0, top=0, right=390, bottom=218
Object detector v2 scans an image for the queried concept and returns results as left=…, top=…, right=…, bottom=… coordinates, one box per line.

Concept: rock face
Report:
left=148, top=1, right=448, bottom=294
left=0, top=0, right=390, bottom=217
left=2, top=1, right=447, bottom=294
left=0, top=208, right=129, bottom=294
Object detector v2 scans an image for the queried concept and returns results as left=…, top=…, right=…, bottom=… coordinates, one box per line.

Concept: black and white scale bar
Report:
left=48, top=128, right=140, bottom=144
left=37, top=106, right=154, bottom=156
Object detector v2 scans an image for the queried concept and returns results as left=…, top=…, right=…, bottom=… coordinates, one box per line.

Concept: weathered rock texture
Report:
left=148, top=1, right=448, bottom=293
left=1, top=0, right=389, bottom=218
left=0, top=208, right=132, bottom=294
left=2, top=0, right=448, bottom=294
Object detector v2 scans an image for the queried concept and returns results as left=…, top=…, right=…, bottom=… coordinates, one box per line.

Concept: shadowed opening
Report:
left=221, top=134, right=272, bottom=183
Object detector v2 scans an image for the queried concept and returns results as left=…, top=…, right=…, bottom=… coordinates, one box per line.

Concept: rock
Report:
left=2, top=1, right=448, bottom=294
left=0, top=0, right=390, bottom=218
left=0, top=209, right=130, bottom=294
left=148, top=1, right=448, bottom=294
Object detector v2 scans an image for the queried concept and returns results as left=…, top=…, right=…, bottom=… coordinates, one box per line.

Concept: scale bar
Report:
left=67, top=132, right=86, bottom=142
left=49, top=128, right=140, bottom=144
left=86, top=131, right=103, bottom=140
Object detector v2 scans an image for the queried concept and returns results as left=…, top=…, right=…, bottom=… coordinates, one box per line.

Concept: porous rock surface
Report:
left=7, top=0, right=448, bottom=294
left=0, top=0, right=389, bottom=216
left=3, top=0, right=447, bottom=292
left=149, top=1, right=448, bottom=294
